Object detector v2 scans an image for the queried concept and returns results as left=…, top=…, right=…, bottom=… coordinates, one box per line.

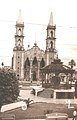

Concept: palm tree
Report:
left=68, top=59, right=76, bottom=69
left=23, top=98, right=33, bottom=107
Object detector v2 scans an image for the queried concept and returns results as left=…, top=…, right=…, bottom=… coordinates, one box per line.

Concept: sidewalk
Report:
left=20, top=85, right=77, bottom=104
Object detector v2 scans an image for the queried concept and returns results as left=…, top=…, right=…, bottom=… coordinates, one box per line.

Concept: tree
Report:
left=1, top=62, right=4, bottom=67
left=0, top=68, right=19, bottom=108
left=68, top=59, right=76, bottom=69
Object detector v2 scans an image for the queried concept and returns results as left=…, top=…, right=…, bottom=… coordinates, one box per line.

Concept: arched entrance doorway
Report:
left=32, top=71, right=37, bottom=81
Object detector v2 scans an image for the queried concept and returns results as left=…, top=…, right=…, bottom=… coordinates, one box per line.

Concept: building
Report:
left=12, top=11, right=58, bottom=81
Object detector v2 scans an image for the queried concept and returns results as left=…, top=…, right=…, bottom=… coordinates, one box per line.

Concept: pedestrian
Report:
left=73, top=109, right=77, bottom=120
left=33, top=89, right=35, bottom=95
left=31, top=80, right=32, bottom=84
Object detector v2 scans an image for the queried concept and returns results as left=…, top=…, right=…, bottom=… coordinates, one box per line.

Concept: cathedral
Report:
left=12, top=12, right=58, bottom=81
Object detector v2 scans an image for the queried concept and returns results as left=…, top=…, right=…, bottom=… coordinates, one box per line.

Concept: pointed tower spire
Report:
left=48, top=12, right=53, bottom=26
left=46, top=12, right=57, bottom=65
left=17, top=9, right=23, bottom=24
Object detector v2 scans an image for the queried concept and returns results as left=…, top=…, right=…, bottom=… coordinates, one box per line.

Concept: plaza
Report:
left=1, top=86, right=77, bottom=120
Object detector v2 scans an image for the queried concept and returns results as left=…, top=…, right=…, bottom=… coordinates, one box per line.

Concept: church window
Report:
left=24, top=58, right=30, bottom=68
left=18, top=39, right=21, bottom=47
left=18, top=39, right=21, bottom=42
left=51, top=31, right=53, bottom=38
left=40, top=58, right=45, bottom=68
left=18, top=28, right=21, bottom=36
left=19, top=28, right=21, bottom=31
left=32, top=57, right=38, bottom=66
left=50, top=41, right=53, bottom=48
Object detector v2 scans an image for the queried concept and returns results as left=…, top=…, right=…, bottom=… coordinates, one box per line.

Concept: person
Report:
left=33, top=89, right=35, bottom=95
left=23, top=98, right=30, bottom=107
left=73, top=109, right=77, bottom=120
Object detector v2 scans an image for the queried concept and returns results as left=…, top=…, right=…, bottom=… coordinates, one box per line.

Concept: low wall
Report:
left=1, top=101, right=27, bottom=112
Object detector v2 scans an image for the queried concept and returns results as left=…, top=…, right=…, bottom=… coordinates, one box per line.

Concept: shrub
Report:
left=0, top=68, right=19, bottom=108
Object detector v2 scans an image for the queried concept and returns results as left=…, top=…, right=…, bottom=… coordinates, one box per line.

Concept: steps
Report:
left=19, top=81, right=40, bottom=87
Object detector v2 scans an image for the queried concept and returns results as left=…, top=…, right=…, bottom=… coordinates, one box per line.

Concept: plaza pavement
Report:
left=19, top=85, right=77, bottom=105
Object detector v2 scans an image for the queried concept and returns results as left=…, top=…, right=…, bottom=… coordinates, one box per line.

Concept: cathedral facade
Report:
left=12, top=12, right=58, bottom=81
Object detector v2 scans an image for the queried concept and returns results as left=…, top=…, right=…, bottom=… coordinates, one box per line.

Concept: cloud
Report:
left=71, top=47, right=77, bottom=51
left=59, top=44, right=77, bottom=52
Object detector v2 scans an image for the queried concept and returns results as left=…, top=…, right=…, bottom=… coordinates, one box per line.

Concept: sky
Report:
left=0, top=0, right=77, bottom=67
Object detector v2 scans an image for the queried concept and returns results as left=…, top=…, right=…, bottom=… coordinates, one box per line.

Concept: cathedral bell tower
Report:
left=45, top=12, right=57, bottom=65
left=13, top=10, right=25, bottom=80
